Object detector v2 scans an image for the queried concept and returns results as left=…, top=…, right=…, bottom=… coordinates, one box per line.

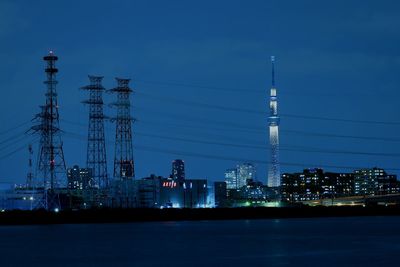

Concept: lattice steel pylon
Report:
left=26, top=144, right=34, bottom=189
left=31, top=51, right=66, bottom=210
left=109, top=78, right=135, bottom=180
left=81, top=75, right=109, bottom=188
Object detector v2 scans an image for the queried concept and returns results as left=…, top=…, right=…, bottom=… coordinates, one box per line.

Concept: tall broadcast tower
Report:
left=267, top=56, right=280, bottom=187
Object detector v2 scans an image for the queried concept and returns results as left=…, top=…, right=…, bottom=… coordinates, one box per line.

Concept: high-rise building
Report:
left=225, top=163, right=256, bottom=190
left=67, top=165, right=93, bottom=190
left=172, top=159, right=185, bottom=181
left=225, top=168, right=237, bottom=189
left=237, top=163, right=256, bottom=188
left=268, top=56, right=281, bottom=187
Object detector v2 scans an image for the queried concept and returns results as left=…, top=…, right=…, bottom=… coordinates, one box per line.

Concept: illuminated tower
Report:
left=267, top=56, right=280, bottom=187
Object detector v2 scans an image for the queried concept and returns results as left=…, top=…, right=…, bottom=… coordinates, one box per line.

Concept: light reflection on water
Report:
left=0, top=217, right=399, bottom=267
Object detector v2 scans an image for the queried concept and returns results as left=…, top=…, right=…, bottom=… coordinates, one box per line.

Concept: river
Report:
left=0, top=216, right=399, bottom=266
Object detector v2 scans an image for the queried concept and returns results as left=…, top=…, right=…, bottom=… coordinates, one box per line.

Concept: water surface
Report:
left=0, top=216, right=399, bottom=266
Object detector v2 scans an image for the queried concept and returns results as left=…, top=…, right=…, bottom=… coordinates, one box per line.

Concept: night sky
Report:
left=1, top=0, right=400, bottom=185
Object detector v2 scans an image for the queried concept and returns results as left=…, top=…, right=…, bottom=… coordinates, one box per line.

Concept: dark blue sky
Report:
left=1, top=0, right=400, bottom=184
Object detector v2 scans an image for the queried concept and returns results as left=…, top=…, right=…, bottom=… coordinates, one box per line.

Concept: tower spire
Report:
left=271, top=56, right=275, bottom=88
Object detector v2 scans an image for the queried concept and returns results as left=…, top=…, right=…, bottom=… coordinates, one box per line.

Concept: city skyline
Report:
left=1, top=1, right=400, bottom=185
left=2, top=2, right=400, bottom=267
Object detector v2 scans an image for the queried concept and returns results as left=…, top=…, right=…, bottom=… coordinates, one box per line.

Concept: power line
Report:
left=284, top=129, right=400, bottom=143
left=133, top=145, right=400, bottom=172
left=135, top=105, right=264, bottom=131
left=134, top=91, right=400, bottom=126
left=0, top=131, right=28, bottom=147
left=281, top=114, right=400, bottom=126
left=0, top=139, right=38, bottom=161
left=135, top=79, right=391, bottom=98
left=134, top=108, right=400, bottom=143
left=62, top=130, right=400, bottom=171
left=60, top=118, right=400, bottom=155
left=66, top=93, right=400, bottom=141
left=135, top=79, right=264, bottom=94
left=136, top=91, right=265, bottom=115
left=136, top=117, right=264, bottom=135
left=0, top=120, right=31, bottom=136
left=61, top=118, right=267, bottom=146
left=135, top=131, right=400, bottom=158
left=0, top=135, right=31, bottom=153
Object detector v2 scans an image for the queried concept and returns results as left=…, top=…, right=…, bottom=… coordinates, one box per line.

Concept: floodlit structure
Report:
left=267, top=56, right=281, bottom=187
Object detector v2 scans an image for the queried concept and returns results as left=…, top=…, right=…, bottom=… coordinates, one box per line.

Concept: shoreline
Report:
left=1, top=206, right=400, bottom=225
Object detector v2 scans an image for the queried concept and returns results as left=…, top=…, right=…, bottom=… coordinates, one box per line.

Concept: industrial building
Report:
left=67, top=165, right=93, bottom=190
left=106, top=160, right=207, bottom=209
left=214, top=182, right=227, bottom=208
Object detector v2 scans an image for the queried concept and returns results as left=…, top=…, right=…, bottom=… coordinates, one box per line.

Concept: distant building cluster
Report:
left=214, top=163, right=280, bottom=208
left=1, top=163, right=400, bottom=210
left=0, top=159, right=209, bottom=210
left=212, top=166, right=400, bottom=208
left=70, top=159, right=208, bottom=209
left=225, top=163, right=256, bottom=190
left=281, top=167, right=399, bottom=202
